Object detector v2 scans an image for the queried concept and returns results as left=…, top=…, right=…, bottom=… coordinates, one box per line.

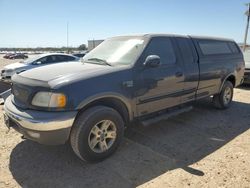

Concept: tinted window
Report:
left=37, top=56, right=53, bottom=64
left=73, top=53, right=85, bottom=58
left=176, top=37, right=195, bottom=63
left=50, top=55, right=57, bottom=63
left=55, top=55, right=67, bottom=62
left=65, top=56, right=76, bottom=61
left=56, top=55, right=67, bottom=62
left=54, top=55, right=75, bottom=62
left=199, top=41, right=232, bottom=55
left=143, top=37, right=176, bottom=64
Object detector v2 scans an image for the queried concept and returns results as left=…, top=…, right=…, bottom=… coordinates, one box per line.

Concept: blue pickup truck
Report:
left=3, top=34, right=245, bottom=162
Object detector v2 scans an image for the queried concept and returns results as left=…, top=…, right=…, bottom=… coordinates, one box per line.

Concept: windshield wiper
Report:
left=86, top=58, right=112, bottom=66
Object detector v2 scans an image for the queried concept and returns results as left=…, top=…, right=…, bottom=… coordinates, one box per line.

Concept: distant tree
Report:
left=0, top=46, right=82, bottom=53
left=78, top=44, right=87, bottom=51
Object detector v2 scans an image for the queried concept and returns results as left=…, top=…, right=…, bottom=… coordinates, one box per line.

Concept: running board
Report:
left=141, top=106, right=193, bottom=127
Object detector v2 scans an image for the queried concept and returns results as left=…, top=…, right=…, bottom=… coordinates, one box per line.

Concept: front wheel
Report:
left=70, top=106, right=124, bottom=162
left=213, top=81, right=233, bottom=109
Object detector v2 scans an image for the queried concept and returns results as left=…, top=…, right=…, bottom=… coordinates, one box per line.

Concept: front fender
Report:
left=76, top=92, right=134, bottom=121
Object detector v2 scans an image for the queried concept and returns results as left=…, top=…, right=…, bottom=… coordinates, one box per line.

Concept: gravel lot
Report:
left=0, top=55, right=249, bottom=188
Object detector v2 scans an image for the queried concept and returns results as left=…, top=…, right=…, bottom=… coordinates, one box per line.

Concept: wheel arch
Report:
left=76, top=93, right=133, bottom=125
left=219, top=74, right=236, bottom=92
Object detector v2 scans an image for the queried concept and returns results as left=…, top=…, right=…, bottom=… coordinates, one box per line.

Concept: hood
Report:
left=4, top=62, right=27, bottom=70
left=16, top=61, right=116, bottom=87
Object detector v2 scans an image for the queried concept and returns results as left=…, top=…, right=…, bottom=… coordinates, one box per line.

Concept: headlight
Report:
left=31, top=92, right=67, bottom=108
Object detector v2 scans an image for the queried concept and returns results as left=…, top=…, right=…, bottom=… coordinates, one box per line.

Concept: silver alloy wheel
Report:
left=223, top=87, right=232, bottom=105
left=88, top=120, right=117, bottom=153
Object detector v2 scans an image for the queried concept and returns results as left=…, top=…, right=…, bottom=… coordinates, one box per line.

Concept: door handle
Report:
left=175, top=72, right=183, bottom=77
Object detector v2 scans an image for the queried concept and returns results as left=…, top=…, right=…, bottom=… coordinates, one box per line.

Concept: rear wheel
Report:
left=213, top=81, right=233, bottom=109
left=70, top=106, right=124, bottom=162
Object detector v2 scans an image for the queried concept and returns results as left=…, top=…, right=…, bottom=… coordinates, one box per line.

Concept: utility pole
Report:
left=67, top=22, right=69, bottom=53
left=243, top=3, right=250, bottom=51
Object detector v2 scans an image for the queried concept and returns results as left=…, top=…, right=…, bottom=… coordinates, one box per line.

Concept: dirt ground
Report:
left=0, top=55, right=249, bottom=188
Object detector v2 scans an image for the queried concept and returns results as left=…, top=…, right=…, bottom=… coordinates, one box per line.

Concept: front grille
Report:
left=12, top=83, right=32, bottom=108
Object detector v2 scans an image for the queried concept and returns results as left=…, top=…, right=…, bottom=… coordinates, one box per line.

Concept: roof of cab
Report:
left=189, top=35, right=234, bottom=42
left=108, top=33, right=235, bottom=42
left=146, top=33, right=234, bottom=42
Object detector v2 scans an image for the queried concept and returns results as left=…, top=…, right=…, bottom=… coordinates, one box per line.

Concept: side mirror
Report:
left=144, top=55, right=161, bottom=68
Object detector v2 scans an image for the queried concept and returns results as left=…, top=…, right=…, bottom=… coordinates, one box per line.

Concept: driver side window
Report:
left=36, top=56, right=52, bottom=64
left=142, top=37, right=176, bottom=65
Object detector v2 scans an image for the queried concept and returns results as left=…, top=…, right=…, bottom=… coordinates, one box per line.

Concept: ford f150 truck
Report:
left=3, top=34, right=245, bottom=162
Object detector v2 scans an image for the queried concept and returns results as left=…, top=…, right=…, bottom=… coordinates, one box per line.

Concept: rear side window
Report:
left=176, top=37, right=195, bottom=63
left=50, top=55, right=57, bottom=63
left=66, top=56, right=77, bottom=61
left=54, top=55, right=65, bottom=62
left=142, top=37, right=176, bottom=65
left=55, top=55, right=75, bottom=62
left=199, top=41, right=232, bottom=55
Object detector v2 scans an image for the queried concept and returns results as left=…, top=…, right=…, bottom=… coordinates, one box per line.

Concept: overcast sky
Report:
left=0, top=0, right=248, bottom=47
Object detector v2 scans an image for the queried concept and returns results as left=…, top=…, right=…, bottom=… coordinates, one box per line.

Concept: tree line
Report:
left=0, top=44, right=87, bottom=52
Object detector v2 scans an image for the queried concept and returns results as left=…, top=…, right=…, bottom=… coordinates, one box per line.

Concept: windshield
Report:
left=82, top=37, right=145, bottom=66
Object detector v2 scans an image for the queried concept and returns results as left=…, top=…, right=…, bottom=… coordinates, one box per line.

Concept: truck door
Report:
left=135, top=37, right=185, bottom=116
left=175, top=37, right=200, bottom=103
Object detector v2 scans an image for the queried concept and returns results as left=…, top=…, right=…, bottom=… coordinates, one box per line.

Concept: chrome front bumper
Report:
left=3, top=96, right=77, bottom=145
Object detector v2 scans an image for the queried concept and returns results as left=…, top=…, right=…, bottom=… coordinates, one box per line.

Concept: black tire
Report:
left=213, top=81, right=233, bottom=109
left=70, top=106, right=124, bottom=162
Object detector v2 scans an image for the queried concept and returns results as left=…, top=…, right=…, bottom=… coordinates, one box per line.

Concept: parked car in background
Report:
left=1, top=53, right=80, bottom=82
left=3, top=34, right=244, bottom=162
left=3, top=53, right=15, bottom=59
left=8, top=53, right=28, bottom=59
left=243, top=51, right=250, bottom=84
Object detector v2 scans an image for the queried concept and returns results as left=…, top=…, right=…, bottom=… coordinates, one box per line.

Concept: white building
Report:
left=88, top=40, right=104, bottom=51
